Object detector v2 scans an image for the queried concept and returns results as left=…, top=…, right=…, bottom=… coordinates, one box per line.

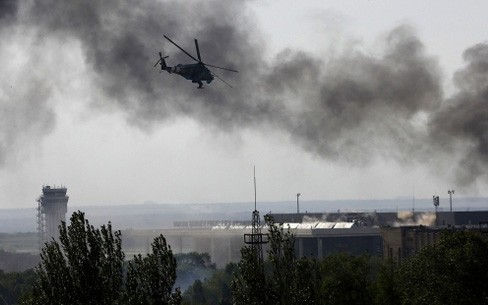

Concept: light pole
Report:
left=448, top=189, right=455, bottom=213
left=296, top=193, right=301, bottom=214
left=433, top=195, right=439, bottom=226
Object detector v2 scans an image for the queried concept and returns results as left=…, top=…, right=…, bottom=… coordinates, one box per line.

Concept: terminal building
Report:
left=27, top=190, right=488, bottom=267
left=272, top=211, right=488, bottom=262
left=119, top=210, right=488, bottom=267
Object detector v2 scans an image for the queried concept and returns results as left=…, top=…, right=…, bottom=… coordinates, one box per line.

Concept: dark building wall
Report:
left=454, top=211, right=488, bottom=226
left=381, top=226, right=443, bottom=263
left=296, top=235, right=382, bottom=259
left=321, top=235, right=382, bottom=257
left=297, top=237, right=318, bottom=258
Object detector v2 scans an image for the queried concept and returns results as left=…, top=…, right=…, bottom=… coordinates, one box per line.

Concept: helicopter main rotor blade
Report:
left=164, top=35, right=238, bottom=73
left=195, top=39, right=202, bottom=62
left=163, top=35, right=200, bottom=63
left=204, top=63, right=238, bottom=73
left=209, top=69, right=233, bottom=88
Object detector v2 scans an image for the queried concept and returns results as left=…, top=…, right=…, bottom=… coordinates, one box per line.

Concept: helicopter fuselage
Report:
left=155, top=35, right=237, bottom=88
left=167, top=63, right=214, bottom=87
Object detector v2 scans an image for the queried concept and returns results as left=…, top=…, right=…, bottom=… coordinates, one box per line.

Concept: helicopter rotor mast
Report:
left=162, top=35, right=238, bottom=73
left=195, top=39, right=202, bottom=62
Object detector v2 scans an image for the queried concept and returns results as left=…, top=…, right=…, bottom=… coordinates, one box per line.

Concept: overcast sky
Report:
left=1, top=0, right=488, bottom=209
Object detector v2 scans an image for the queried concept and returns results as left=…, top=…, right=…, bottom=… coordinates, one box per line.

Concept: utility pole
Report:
left=448, top=189, right=455, bottom=213
left=433, top=195, right=439, bottom=226
left=296, top=193, right=301, bottom=214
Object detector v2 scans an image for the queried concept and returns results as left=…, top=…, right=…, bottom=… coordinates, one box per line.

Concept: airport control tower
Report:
left=37, top=185, right=69, bottom=249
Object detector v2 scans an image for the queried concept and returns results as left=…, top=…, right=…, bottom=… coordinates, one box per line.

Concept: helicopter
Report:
left=154, top=35, right=238, bottom=89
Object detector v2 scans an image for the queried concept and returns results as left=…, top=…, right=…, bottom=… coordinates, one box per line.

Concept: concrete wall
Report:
left=381, top=226, right=443, bottom=263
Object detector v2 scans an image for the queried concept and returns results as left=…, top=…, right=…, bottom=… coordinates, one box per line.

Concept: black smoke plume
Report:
left=0, top=0, right=17, bottom=22
left=1, top=0, right=487, bottom=189
left=429, top=43, right=488, bottom=186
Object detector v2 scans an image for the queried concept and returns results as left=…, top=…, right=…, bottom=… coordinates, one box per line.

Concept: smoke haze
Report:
left=1, top=0, right=487, bottom=190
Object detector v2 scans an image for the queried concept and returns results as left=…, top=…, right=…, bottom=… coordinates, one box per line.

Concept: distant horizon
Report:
left=2, top=195, right=487, bottom=211
left=1, top=196, right=487, bottom=233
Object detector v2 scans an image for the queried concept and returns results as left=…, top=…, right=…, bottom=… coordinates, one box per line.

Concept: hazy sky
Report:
left=1, top=0, right=488, bottom=209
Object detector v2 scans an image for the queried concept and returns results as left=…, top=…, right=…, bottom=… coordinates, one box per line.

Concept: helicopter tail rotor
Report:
left=154, top=52, right=169, bottom=71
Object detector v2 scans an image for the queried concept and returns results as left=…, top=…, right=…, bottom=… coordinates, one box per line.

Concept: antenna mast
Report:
left=254, top=166, right=257, bottom=211
left=244, top=166, right=268, bottom=264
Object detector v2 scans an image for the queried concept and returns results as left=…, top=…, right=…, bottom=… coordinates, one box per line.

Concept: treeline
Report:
left=0, top=212, right=217, bottom=305
left=185, top=215, right=488, bottom=305
left=0, top=269, right=36, bottom=304
left=1, top=212, right=488, bottom=304
left=0, top=252, right=215, bottom=305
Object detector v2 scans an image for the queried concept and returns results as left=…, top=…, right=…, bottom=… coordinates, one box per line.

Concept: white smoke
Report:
left=394, top=211, right=436, bottom=227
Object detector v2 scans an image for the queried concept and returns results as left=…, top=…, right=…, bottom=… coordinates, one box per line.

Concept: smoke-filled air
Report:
left=1, top=0, right=487, bottom=200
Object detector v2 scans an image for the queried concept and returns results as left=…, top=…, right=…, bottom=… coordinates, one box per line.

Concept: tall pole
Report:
left=296, top=193, right=301, bottom=214
left=433, top=195, right=439, bottom=226
left=448, top=189, right=455, bottom=213
left=254, top=166, right=257, bottom=211
left=243, top=166, right=267, bottom=265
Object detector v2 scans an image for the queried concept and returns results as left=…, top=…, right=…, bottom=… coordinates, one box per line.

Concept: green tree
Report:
left=125, top=235, right=181, bottom=305
left=232, top=245, right=268, bottom=305
left=292, top=258, right=322, bottom=305
left=183, top=262, right=236, bottom=305
left=0, top=269, right=37, bottom=305
left=28, top=211, right=181, bottom=305
left=318, top=254, right=373, bottom=305
left=30, top=211, right=124, bottom=305
left=175, top=252, right=216, bottom=291
left=266, top=217, right=296, bottom=305
left=185, top=279, right=206, bottom=304
left=232, top=214, right=307, bottom=305
left=233, top=215, right=376, bottom=305
left=397, top=230, right=488, bottom=305
left=373, top=259, right=400, bottom=305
